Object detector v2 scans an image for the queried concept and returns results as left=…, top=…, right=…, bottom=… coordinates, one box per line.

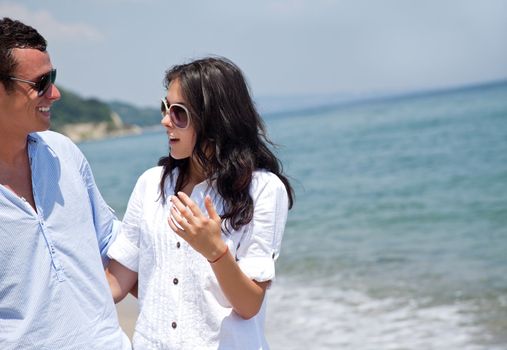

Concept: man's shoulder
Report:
left=28, top=130, right=75, bottom=147
left=30, top=131, right=80, bottom=155
left=29, top=132, right=87, bottom=169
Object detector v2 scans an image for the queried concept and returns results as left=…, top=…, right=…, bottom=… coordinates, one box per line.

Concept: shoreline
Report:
left=58, top=122, right=144, bottom=143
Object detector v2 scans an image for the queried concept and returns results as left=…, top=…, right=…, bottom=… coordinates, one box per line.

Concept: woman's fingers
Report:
left=168, top=193, right=224, bottom=259
left=176, top=192, right=203, bottom=217
left=169, top=193, right=221, bottom=236
left=170, top=194, right=198, bottom=225
left=168, top=206, right=189, bottom=237
left=205, top=195, right=221, bottom=223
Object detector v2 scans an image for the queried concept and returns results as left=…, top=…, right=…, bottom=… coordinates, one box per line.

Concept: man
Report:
left=0, top=18, right=130, bottom=349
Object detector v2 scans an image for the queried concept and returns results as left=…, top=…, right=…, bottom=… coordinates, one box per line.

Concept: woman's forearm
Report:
left=105, top=260, right=138, bottom=304
left=209, top=245, right=269, bottom=319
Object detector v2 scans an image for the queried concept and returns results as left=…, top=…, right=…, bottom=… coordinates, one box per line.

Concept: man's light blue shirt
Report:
left=0, top=131, right=130, bottom=349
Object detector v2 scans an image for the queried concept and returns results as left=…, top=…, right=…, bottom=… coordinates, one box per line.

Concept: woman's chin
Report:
left=170, top=152, right=189, bottom=160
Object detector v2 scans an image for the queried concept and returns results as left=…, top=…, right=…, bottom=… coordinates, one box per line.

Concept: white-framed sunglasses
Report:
left=160, top=98, right=191, bottom=129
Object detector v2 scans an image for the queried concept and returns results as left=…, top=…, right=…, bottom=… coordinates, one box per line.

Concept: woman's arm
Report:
left=105, top=260, right=138, bottom=303
left=209, top=247, right=270, bottom=319
left=168, top=193, right=268, bottom=319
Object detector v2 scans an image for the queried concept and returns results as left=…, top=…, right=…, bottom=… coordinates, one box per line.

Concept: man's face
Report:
left=0, top=48, right=60, bottom=137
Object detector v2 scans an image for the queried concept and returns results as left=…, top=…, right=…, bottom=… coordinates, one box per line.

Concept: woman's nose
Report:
left=161, top=113, right=174, bottom=128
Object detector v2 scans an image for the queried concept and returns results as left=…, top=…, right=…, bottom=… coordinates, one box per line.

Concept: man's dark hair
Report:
left=0, top=17, right=47, bottom=92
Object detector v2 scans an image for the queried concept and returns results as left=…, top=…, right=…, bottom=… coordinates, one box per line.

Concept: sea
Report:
left=79, top=81, right=507, bottom=350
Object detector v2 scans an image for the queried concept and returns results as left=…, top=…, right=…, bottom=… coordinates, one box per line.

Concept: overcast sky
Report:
left=2, top=0, right=506, bottom=108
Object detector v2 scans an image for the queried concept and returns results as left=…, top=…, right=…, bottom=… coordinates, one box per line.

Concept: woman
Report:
left=106, top=56, right=294, bottom=349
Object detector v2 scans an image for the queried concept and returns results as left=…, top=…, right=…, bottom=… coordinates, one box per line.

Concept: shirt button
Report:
left=176, top=242, right=181, bottom=248
left=173, top=278, right=179, bottom=285
left=172, top=322, right=177, bottom=329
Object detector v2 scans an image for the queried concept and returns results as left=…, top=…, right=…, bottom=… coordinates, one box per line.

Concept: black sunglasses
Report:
left=10, top=69, right=57, bottom=97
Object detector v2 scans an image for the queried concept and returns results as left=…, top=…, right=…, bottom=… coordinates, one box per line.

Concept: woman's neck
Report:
left=181, top=156, right=207, bottom=196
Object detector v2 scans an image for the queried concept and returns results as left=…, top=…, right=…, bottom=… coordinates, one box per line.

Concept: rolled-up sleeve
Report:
left=236, top=172, right=289, bottom=282
left=107, top=176, right=145, bottom=272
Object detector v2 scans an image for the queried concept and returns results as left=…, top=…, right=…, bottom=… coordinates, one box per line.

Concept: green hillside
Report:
left=51, top=88, right=112, bottom=130
left=108, top=100, right=161, bottom=127
left=50, top=87, right=160, bottom=131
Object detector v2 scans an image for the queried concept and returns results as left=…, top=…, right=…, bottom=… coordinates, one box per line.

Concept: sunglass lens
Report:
left=169, top=105, right=189, bottom=128
left=37, top=69, right=56, bottom=96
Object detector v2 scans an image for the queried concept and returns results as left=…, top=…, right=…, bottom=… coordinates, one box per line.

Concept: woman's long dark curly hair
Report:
left=158, top=56, right=294, bottom=231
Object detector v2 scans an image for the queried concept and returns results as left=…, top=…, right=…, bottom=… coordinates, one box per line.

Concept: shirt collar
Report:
left=27, top=133, right=39, bottom=144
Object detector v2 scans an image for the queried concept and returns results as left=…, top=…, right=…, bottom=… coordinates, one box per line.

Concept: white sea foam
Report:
left=265, top=278, right=499, bottom=350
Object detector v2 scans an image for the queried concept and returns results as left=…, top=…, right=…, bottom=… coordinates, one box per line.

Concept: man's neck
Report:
left=0, top=131, right=37, bottom=210
left=0, top=131, right=29, bottom=165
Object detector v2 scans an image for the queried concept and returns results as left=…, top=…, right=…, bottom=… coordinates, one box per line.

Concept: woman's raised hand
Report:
left=168, top=192, right=227, bottom=262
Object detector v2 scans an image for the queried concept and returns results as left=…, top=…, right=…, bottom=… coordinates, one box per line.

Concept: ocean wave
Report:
left=266, top=277, right=504, bottom=350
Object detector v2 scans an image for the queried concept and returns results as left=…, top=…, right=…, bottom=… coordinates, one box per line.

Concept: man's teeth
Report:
left=38, top=107, right=50, bottom=112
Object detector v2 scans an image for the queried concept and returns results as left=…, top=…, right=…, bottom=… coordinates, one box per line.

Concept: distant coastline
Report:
left=57, top=111, right=144, bottom=143
left=50, top=86, right=161, bottom=143
left=59, top=122, right=143, bottom=143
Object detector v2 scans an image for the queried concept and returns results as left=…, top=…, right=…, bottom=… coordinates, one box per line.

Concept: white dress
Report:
left=108, top=167, right=289, bottom=349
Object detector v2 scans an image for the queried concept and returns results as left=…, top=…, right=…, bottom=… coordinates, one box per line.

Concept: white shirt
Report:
left=108, top=167, right=289, bottom=349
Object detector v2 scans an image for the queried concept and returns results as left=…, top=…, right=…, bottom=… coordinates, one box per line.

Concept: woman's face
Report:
left=161, top=79, right=197, bottom=160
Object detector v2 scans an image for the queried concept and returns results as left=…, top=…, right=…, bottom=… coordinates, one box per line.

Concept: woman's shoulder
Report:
left=252, top=169, right=284, bottom=183
left=137, top=166, right=179, bottom=193
left=251, top=169, right=286, bottom=194
left=139, top=166, right=164, bottom=181
left=135, top=166, right=164, bottom=190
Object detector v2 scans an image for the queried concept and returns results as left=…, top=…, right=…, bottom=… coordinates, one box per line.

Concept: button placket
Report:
left=171, top=235, right=183, bottom=334
left=39, top=219, right=65, bottom=282
left=174, top=241, right=180, bottom=286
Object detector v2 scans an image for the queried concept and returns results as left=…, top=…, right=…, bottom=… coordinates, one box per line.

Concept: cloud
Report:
left=0, top=3, right=104, bottom=42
